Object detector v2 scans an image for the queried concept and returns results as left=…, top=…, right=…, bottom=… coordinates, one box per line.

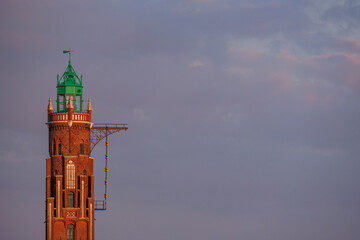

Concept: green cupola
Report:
left=56, top=51, right=83, bottom=112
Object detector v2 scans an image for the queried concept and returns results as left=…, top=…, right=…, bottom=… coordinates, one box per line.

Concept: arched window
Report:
left=66, top=160, right=75, bottom=189
left=68, top=192, right=75, bottom=207
left=67, top=224, right=75, bottom=240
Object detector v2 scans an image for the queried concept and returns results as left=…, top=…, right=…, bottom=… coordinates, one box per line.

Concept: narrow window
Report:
left=66, top=160, right=75, bottom=189
left=67, top=224, right=75, bottom=240
left=59, top=95, right=65, bottom=111
left=76, top=95, right=81, bottom=111
left=80, top=143, right=84, bottom=155
left=54, top=199, right=56, bottom=216
left=58, top=143, right=62, bottom=155
left=88, top=176, right=91, bottom=197
left=53, top=140, right=56, bottom=155
left=68, top=192, right=74, bottom=208
left=63, top=192, right=65, bottom=208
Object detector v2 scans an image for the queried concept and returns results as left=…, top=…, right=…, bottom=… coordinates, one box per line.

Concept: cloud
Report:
left=322, top=0, right=360, bottom=33
left=190, top=60, right=208, bottom=67
left=225, top=44, right=296, bottom=96
left=188, top=0, right=220, bottom=3
left=278, top=48, right=299, bottom=62
left=184, top=0, right=230, bottom=12
left=133, top=107, right=148, bottom=121
left=337, top=38, right=360, bottom=50
left=2, top=1, right=360, bottom=240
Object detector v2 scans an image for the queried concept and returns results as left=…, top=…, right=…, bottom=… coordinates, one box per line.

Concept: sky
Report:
left=1, top=0, right=360, bottom=239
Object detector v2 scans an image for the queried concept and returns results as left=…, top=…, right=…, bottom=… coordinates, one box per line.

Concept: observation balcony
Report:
left=49, top=112, right=91, bottom=122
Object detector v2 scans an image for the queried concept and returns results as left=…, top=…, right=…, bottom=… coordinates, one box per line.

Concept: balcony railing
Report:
left=94, top=200, right=106, bottom=211
left=49, top=112, right=90, bottom=122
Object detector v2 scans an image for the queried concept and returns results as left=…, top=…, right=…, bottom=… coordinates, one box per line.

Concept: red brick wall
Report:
left=47, top=110, right=94, bottom=240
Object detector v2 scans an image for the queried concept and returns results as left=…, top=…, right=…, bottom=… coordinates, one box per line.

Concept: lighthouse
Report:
left=46, top=52, right=127, bottom=240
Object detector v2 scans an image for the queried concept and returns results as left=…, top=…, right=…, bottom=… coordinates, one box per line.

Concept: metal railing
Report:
left=94, top=200, right=106, bottom=211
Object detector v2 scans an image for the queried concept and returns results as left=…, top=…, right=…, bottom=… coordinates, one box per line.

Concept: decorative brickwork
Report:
left=46, top=55, right=127, bottom=239
left=46, top=83, right=95, bottom=239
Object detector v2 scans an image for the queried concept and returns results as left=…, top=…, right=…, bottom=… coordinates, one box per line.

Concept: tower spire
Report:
left=47, top=98, right=53, bottom=112
left=87, top=98, right=93, bottom=112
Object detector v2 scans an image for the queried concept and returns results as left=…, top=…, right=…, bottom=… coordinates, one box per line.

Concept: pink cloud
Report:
left=269, top=71, right=293, bottom=93
left=306, top=91, right=333, bottom=106
left=308, top=52, right=360, bottom=65
left=343, top=53, right=360, bottom=65
left=278, top=49, right=298, bottom=62
left=224, top=67, right=253, bottom=76
left=338, top=38, right=360, bottom=50
left=306, top=52, right=360, bottom=87
left=226, top=44, right=360, bottom=104
left=226, top=46, right=295, bottom=95
left=190, top=60, right=208, bottom=68
left=227, top=46, right=267, bottom=59
left=345, top=59, right=360, bottom=87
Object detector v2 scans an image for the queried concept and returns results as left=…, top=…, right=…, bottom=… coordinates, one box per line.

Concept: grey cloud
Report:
left=1, top=0, right=360, bottom=239
left=322, top=0, right=360, bottom=33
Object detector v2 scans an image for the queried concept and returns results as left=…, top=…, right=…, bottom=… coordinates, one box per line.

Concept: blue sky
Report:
left=1, top=0, right=360, bottom=239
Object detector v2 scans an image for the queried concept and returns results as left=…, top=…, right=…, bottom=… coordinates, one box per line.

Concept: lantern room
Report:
left=56, top=51, right=83, bottom=112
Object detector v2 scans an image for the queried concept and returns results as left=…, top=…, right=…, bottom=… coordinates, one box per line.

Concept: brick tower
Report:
left=46, top=52, right=127, bottom=240
left=46, top=52, right=94, bottom=240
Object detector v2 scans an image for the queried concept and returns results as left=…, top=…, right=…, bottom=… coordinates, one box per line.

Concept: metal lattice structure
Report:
left=90, top=123, right=128, bottom=153
left=90, top=123, right=128, bottom=210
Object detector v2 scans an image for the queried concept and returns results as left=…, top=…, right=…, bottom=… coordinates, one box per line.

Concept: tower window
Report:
left=76, top=95, right=81, bottom=111
left=59, top=95, right=65, bottom=111
left=58, top=143, right=62, bottom=155
left=88, top=176, right=91, bottom=197
left=67, top=224, right=75, bottom=240
left=66, top=160, right=75, bottom=189
left=68, top=192, right=75, bottom=208
left=80, top=143, right=84, bottom=154
left=53, top=140, right=56, bottom=155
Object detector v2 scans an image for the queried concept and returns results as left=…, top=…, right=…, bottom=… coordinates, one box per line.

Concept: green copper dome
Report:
left=56, top=51, right=83, bottom=112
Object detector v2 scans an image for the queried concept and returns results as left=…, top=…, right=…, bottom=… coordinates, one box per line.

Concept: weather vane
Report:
left=63, top=50, right=74, bottom=62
